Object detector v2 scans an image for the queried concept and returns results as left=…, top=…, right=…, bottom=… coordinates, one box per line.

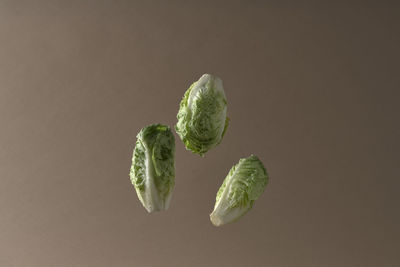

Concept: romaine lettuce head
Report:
left=210, top=155, right=269, bottom=226
left=175, top=74, right=229, bottom=156
left=130, top=124, right=175, bottom=212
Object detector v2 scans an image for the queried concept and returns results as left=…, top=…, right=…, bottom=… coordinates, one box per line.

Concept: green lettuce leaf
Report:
left=130, top=124, right=175, bottom=212
left=210, top=155, right=269, bottom=226
left=175, top=74, right=229, bottom=156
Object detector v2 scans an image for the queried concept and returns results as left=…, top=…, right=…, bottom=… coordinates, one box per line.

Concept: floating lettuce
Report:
left=210, top=155, right=269, bottom=226
left=175, top=74, right=229, bottom=156
left=130, top=124, right=175, bottom=212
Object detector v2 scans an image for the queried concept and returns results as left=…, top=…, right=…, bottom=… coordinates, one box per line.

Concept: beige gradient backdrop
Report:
left=1, top=1, right=399, bottom=266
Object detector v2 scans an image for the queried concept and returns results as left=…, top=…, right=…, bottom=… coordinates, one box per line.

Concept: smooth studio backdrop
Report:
left=0, top=1, right=399, bottom=266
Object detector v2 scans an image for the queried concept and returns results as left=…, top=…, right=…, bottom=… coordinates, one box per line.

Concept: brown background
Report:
left=1, top=1, right=399, bottom=266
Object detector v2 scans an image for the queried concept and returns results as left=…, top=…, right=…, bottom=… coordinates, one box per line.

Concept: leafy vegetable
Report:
left=210, top=155, right=269, bottom=226
left=130, top=124, right=175, bottom=212
left=175, top=74, right=229, bottom=156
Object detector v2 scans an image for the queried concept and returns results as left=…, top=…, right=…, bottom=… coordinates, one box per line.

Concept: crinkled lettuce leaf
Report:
left=175, top=74, right=229, bottom=156
left=210, top=155, right=269, bottom=226
left=130, top=124, right=175, bottom=212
